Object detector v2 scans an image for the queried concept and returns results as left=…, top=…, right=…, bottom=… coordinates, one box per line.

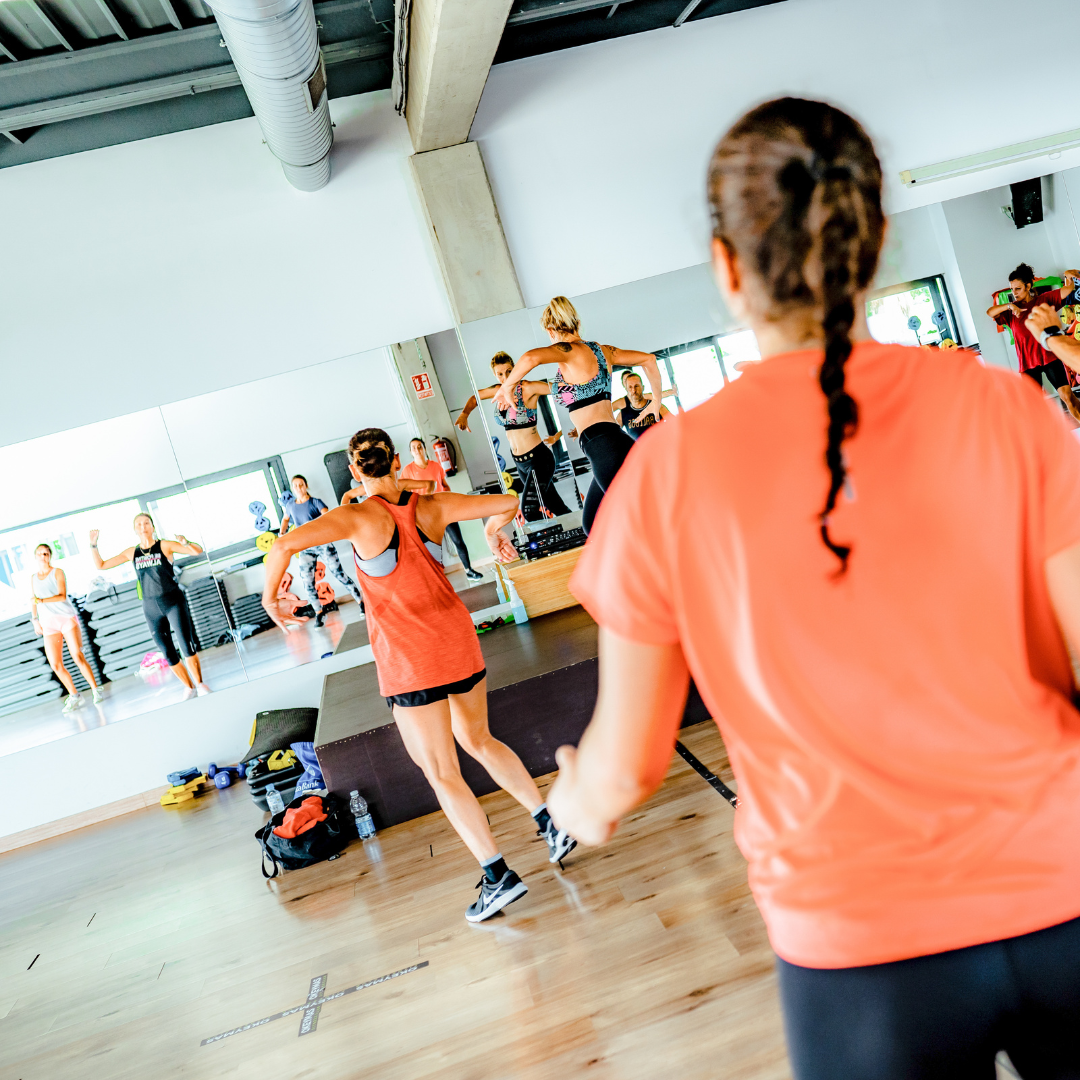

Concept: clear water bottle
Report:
left=507, top=579, right=528, bottom=625
left=349, top=790, right=376, bottom=839
left=266, top=783, right=284, bottom=816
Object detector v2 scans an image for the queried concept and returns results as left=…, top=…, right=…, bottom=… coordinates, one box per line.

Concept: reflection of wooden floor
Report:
left=0, top=721, right=791, bottom=1080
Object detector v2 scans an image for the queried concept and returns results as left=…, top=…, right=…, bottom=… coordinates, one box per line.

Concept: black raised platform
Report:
left=315, top=605, right=709, bottom=829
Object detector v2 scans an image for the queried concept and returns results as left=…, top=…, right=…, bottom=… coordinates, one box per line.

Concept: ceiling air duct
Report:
left=208, top=0, right=333, bottom=191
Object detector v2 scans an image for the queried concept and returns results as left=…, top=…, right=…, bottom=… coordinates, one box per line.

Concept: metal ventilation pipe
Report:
left=208, top=0, right=333, bottom=191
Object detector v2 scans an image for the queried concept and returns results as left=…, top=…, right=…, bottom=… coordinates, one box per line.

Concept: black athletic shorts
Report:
left=385, top=668, right=486, bottom=709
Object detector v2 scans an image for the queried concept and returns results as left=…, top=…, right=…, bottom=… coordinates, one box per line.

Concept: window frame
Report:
left=866, top=274, right=962, bottom=347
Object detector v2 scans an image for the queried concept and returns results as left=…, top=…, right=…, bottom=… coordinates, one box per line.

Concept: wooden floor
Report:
left=0, top=721, right=791, bottom=1080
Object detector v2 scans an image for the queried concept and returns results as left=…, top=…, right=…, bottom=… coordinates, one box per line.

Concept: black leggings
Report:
left=514, top=441, right=571, bottom=517
left=1024, top=359, right=1070, bottom=391
left=443, top=521, right=474, bottom=572
left=578, top=421, right=636, bottom=534
left=143, top=592, right=196, bottom=667
left=778, top=915, right=1080, bottom=1080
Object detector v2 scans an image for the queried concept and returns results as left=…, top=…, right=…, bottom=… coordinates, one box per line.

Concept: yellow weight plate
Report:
left=256, top=531, right=276, bottom=552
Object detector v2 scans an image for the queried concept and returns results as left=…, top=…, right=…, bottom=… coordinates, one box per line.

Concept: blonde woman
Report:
left=30, top=543, right=103, bottom=712
left=494, top=297, right=663, bottom=532
left=90, top=514, right=210, bottom=696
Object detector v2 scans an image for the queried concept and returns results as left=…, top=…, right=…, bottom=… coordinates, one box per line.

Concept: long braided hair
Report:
left=707, top=99, right=884, bottom=572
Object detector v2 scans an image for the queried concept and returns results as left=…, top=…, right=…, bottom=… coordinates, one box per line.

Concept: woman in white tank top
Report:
left=30, top=544, right=103, bottom=712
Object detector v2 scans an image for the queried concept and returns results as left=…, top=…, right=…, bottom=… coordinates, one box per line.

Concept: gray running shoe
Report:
left=541, top=820, right=577, bottom=865
left=465, top=870, right=527, bottom=923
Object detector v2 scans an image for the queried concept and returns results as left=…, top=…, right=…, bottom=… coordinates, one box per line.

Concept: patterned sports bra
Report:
left=553, top=341, right=612, bottom=413
left=493, top=382, right=537, bottom=430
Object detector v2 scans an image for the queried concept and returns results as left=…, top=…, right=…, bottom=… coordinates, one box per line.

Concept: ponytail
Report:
left=707, top=99, right=884, bottom=573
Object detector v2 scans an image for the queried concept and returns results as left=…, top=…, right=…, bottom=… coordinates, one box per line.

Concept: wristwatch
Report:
left=1040, top=325, right=1064, bottom=348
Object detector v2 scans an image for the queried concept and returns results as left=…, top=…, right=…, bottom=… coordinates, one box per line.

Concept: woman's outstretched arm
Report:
left=456, top=384, right=500, bottom=432
left=494, top=349, right=550, bottom=412
left=547, top=627, right=689, bottom=844
left=88, top=530, right=134, bottom=571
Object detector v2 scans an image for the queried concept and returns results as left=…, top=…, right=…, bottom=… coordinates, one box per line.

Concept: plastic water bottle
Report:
left=507, top=580, right=529, bottom=625
left=349, top=790, right=376, bottom=839
left=266, top=783, right=284, bottom=816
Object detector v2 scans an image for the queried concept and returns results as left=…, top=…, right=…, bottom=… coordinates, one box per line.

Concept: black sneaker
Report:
left=314, top=611, right=325, bottom=628
left=464, top=568, right=484, bottom=581
left=465, top=870, right=527, bottom=923
left=541, top=820, right=577, bottom=865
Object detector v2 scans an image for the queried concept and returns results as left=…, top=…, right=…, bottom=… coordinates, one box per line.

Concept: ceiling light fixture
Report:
left=900, top=127, right=1080, bottom=186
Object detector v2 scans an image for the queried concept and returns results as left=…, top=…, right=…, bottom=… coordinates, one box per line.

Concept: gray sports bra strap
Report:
left=585, top=341, right=607, bottom=369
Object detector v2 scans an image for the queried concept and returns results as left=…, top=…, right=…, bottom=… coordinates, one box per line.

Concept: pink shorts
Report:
left=37, top=605, right=78, bottom=636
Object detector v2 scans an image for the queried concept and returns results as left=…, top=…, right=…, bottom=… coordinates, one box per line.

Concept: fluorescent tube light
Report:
left=900, top=128, right=1080, bottom=186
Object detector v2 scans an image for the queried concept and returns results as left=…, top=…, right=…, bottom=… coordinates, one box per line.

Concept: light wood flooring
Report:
left=0, top=721, right=791, bottom=1080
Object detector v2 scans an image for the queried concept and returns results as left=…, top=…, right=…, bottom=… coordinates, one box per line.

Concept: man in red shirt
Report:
left=987, top=263, right=1078, bottom=391
left=399, top=438, right=484, bottom=581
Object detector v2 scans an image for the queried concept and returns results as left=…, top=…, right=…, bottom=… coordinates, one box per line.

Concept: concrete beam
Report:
left=405, top=0, right=513, bottom=154
left=410, top=141, right=524, bottom=325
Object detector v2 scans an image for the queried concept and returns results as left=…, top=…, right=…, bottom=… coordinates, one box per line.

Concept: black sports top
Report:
left=133, top=541, right=180, bottom=601
left=619, top=397, right=659, bottom=440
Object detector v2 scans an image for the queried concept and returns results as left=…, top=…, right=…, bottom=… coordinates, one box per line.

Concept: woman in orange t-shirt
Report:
left=262, top=429, right=575, bottom=923
left=549, top=99, right=1080, bottom=1077
left=399, top=437, right=484, bottom=581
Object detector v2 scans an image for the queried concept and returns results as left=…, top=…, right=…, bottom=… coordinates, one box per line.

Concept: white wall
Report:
left=0, top=409, right=182, bottom=532
left=0, top=91, right=454, bottom=449
left=474, top=0, right=1080, bottom=308
left=942, top=186, right=1060, bottom=370
left=0, top=646, right=374, bottom=838
left=158, top=347, right=408, bottom=479
left=1043, top=168, right=1080, bottom=275
left=873, top=204, right=978, bottom=347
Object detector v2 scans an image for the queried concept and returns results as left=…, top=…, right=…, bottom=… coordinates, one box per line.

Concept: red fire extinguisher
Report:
left=432, top=436, right=457, bottom=476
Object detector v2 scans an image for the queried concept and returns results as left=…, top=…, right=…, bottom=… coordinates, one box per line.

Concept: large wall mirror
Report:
left=2, top=166, right=1076, bottom=759
left=454, top=166, right=1080, bottom=562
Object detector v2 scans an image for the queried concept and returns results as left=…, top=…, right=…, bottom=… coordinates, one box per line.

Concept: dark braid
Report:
left=707, top=99, right=884, bottom=573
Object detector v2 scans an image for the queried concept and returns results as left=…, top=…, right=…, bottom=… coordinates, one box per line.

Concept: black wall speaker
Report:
left=1010, top=178, right=1043, bottom=229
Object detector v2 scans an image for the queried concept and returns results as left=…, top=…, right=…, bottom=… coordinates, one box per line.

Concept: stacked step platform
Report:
left=229, top=593, right=275, bottom=635
left=84, top=582, right=157, bottom=682
left=183, top=577, right=233, bottom=649
left=0, top=613, right=63, bottom=717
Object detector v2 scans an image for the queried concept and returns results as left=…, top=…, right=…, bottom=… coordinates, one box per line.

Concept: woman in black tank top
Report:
left=90, top=513, right=211, bottom=696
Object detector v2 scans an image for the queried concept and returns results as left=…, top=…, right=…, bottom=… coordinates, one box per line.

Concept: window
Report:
left=149, top=469, right=282, bottom=556
left=866, top=275, right=960, bottom=348
left=657, top=329, right=764, bottom=410
left=0, top=499, right=143, bottom=621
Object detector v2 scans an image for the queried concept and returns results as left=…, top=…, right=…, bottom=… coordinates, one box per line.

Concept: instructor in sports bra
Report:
left=457, top=351, right=571, bottom=517
left=494, top=298, right=663, bottom=533
left=260, top=428, right=576, bottom=923
left=89, top=515, right=211, bottom=697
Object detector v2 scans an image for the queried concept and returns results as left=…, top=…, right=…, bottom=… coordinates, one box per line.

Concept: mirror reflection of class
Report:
left=1, top=163, right=1078, bottom=761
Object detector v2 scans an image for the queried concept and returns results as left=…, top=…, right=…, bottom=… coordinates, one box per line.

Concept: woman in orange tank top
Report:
left=262, top=429, right=576, bottom=923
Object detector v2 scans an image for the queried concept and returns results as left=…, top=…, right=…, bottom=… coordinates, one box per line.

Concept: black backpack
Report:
left=255, top=793, right=350, bottom=878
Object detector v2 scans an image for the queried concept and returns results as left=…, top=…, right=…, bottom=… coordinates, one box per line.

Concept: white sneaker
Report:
left=182, top=687, right=196, bottom=701
left=91, top=688, right=104, bottom=705
left=196, top=683, right=212, bottom=697
left=62, top=693, right=82, bottom=713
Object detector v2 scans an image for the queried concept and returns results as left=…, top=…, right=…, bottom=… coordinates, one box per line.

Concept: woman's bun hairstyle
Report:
left=1009, top=263, right=1035, bottom=285
left=491, top=351, right=513, bottom=370
left=540, top=296, right=580, bottom=335
left=349, top=428, right=395, bottom=478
